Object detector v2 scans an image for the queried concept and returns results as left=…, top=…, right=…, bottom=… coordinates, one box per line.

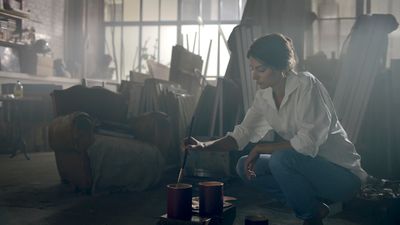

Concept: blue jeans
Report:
left=236, top=149, right=361, bottom=220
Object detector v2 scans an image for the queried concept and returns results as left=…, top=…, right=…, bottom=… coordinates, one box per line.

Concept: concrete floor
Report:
left=0, top=152, right=389, bottom=225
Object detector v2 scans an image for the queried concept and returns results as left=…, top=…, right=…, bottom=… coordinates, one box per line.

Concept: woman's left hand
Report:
left=244, top=147, right=260, bottom=180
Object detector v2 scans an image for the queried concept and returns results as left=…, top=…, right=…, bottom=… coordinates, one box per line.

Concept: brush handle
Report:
left=181, top=116, right=195, bottom=169
left=177, top=117, right=196, bottom=183
left=177, top=168, right=184, bottom=184
left=187, top=116, right=195, bottom=142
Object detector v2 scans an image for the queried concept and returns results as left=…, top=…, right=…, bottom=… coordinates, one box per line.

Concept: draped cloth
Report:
left=64, top=0, right=104, bottom=78
left=333, top=14, right=399, bottom=143
left=87, top=135, right=165, bottom=193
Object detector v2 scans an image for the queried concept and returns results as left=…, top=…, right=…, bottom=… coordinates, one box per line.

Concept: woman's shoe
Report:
left=303, top=203, right=330, bottom=225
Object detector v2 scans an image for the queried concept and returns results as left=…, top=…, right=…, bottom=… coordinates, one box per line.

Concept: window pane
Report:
left=316, top=0, right=339, bottom=19
left=389, top=28, right=400, bottom=58
left=370, top=0, right=400, bottom=62
left=143, top=0, right=159, bottom=21
left=141, top=26, right=159, bottom=73
left=202, top=0, right=218, bottom=21
left=371, top=0, right=390, bottom=13
left=388, top=0, right=400, bottom=60
left=219, top=25, right=235, bottom=76
left=105, top=26, right=139, bottom=80
left=338, top=19, right=354, bottom=56
left=221, top=0, right=239, bottom=20
left=219, top=25, right=235, bottom=46
left=122, top=27, right=140, bottom=78
left=311, top=0, right=358, bottom=58
left=314, top=0, right=356, bottom=18
left=389, top=0, right=400, bottom=19
left=239, top=0, right=247, bottom=18
left=316, top=20, right=339, bottom=58
left=104, top=0, right=123, bottom=21
left=104, top=0, right=243, bottom=80
left=181, top=25, right=199, bottom=53
left=105, top=26, right=121, bottom=80
left=389, top=30, right=400, bottom=60
left=161, top=0, right=178, bottom=20
left=160, top=26, right=177, bottom=65
left=181, top=0, right=200, bottom=21
left=390, top=1, right=400, bottom=22
left=200, top=25, right=218, bottom=77
left=124, top=0, right=140, bottom=21
left=336, top=0, right=356, bottom=17
left=311, top=21, right=320, bottom=54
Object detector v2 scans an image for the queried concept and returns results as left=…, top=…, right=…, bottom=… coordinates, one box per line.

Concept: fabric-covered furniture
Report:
left=48, top=85, right=172, bottom=193
left=0, top=83, right=62, bottom=154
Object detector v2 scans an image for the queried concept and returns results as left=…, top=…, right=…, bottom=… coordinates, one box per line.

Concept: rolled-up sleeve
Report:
left=290, top=80, right=332, bottom=157
left=227, top=92, right=272, bottom=150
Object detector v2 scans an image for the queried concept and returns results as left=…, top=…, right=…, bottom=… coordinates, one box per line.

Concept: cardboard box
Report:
left=19, top=47, right=53, bottom=76
left=35, top=54, right=53, bottom=76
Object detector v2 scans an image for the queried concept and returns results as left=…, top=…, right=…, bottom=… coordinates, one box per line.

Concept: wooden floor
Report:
left=0, top=152, right=387, bottom=225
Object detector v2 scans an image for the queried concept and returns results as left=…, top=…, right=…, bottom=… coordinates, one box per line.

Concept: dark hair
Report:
left=247, top=33, right=296, bottom=71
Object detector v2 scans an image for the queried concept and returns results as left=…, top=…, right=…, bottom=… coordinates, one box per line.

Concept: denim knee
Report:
left=269, top=149, right=298, bottom=172
left=236, top=155, right=247, bottom=180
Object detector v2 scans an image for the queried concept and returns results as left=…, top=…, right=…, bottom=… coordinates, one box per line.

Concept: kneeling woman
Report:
left=184, top=33, right=367, bottom=225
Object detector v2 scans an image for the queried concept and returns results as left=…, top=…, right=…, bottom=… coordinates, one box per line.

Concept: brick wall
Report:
left=24, top=0, right=64, bottom=59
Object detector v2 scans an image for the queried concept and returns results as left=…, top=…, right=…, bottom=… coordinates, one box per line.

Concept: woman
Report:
left=184, top=33, right=368, bottom=225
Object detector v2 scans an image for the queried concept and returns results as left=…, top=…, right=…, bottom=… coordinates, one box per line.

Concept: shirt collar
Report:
left=261, top=71, right=300, bottom=110
left=284, top=71, right=300, bottom=97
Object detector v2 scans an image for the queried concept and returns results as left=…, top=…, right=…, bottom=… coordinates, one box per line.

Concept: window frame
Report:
left=103, top=0, right=245, bottom=82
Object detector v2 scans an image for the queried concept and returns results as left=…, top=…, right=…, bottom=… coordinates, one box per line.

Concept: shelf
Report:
left=0, top=40, right=25, bottom=48
left=0, top=8, right=29, bottom=20
left=0, top=71, right=120, bottom=91
left=0, top=8, right=33, bottom=49
left=0, top=71, right=81, bottom=84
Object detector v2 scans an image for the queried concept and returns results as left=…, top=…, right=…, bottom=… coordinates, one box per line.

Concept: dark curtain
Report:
left=241, top=0, right=310, bottom=65
left=224, top=0, right=311, bottom=118
left=64, top=0, right=104, bottom=79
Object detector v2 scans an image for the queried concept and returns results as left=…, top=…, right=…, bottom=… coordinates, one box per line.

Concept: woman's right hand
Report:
left=181, top=137, right=207, bottom=152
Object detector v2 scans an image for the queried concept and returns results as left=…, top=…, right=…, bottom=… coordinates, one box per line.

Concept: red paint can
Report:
left=198, top=181, right=224, bottom=216
left=167, top=183, right=192, bottom=220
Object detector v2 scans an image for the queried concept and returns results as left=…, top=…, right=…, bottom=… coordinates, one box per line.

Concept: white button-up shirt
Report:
left=227, top=71, right=368, bottom=183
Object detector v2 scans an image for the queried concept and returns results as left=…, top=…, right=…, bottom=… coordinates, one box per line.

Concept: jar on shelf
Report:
left=13, top=80, right=23, bottom=98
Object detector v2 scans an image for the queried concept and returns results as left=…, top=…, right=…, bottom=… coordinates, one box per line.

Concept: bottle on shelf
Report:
left=13, top=80, right=23, bottom=98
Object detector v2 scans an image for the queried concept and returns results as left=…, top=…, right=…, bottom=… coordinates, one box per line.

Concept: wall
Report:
left=24, top=0, right=65, bottom=59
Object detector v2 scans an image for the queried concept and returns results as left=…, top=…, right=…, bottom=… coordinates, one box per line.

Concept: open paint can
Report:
left=198, top=181, right=224, bottom=216
left=167, top=183, right=192, bottom=220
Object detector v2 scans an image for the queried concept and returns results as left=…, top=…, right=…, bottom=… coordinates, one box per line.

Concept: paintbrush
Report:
left=177, top=116, right=195, bottom=184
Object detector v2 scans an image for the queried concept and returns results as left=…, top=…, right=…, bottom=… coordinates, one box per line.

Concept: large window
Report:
left=310, top=0, right=357, bottom=59
left=370, top=0, right=400, bottom=61
left=310, top=0, right=400, bottom=62
left=104, top=0, right=246, bottom=81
